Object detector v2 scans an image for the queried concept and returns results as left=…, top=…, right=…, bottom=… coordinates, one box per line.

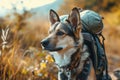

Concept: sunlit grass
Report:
left=0, top=11, right=57, bottom=80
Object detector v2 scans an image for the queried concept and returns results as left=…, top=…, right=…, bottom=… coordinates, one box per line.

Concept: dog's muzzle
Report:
left=41, top=39, right=49, bottom=48
left=41, top=39, right=63, bottom=52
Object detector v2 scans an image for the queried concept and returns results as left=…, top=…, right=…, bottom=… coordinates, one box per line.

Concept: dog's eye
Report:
left=56, top=31, right=65, bottom=36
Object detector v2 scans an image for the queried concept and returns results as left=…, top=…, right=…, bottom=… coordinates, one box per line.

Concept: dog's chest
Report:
left=49, top=48, right=77, bottom=67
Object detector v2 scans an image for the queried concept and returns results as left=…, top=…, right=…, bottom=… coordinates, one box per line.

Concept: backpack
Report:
left=80, top=10, right=111, bottom=80
left=60, top=10, right=103, bottom=34
left=80, top=10, right=103, bottom=34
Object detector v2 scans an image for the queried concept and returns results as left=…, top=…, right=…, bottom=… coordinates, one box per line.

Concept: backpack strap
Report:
left=92, top=33, right=111, bottom=80
left=82, top=32, right=111, bottom=80
left=99, top=33, right=112, bottom=80
left=82, top=32, right=98, bottom=72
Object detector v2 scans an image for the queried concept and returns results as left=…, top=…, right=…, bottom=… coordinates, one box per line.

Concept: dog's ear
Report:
left=68, top=7, right=82, bottom=39
left=49, top=9, right=60, bottom=25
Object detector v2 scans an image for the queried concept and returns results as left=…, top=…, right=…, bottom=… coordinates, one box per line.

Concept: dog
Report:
left=41, top=7, right=93, bottom=80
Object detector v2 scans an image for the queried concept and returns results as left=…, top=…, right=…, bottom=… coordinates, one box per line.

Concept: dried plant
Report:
left=1, top=26, right=9, bottom=50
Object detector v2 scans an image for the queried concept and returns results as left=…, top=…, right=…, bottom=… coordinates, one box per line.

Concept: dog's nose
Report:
left=41, top=39, right=49, bottom=47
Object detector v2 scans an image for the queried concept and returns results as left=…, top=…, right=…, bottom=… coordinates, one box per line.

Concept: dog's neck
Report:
left=49, top=45, right=89, bottom=80
left=49, top=48, right=78, bottom=67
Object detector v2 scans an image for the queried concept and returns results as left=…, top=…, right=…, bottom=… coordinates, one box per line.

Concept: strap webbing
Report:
left=99, top=33, right=109, bottom=79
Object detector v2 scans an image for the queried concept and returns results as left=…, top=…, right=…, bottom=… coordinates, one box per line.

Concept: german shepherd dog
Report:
left=41, top=7, right=91, bottom=80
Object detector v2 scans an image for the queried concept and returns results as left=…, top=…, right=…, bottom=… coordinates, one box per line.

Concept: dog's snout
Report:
left=41, top=39, right=49, bottom=47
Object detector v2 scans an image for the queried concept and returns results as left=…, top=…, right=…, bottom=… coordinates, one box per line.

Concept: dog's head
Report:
left=41, top=7, right=83, bottom=53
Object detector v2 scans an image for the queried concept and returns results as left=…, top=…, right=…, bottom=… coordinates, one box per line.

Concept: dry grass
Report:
left=0, top=13, right=57, bottom=80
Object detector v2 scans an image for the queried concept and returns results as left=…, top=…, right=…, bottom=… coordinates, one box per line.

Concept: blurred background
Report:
left=0, top=0, right=120, bottom=80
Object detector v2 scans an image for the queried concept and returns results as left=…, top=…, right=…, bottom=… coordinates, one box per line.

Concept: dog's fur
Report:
left=41, top=8, right=91, bottom=80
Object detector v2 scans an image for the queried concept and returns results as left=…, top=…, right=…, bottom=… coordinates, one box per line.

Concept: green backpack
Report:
left=79, top=10, right=111, bottom=80
left=80, top=10, right=103, bottom=34
left=60, top=10, right=103, bottom=34
left=80, top=10, right=111, bottom=80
